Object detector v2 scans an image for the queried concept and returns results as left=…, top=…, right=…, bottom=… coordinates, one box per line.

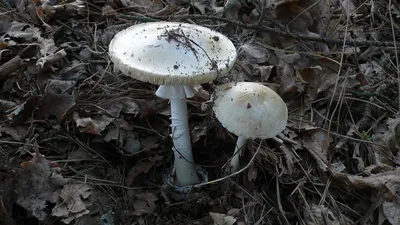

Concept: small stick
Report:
left=0, top=55, right=25, bottom=79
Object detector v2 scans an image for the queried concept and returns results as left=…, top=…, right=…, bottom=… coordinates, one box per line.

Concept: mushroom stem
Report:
left=156, top=85, right=201, bottom=186
left=229, top=136, right=247, bottom=173
left=170, top=98, right=201, bottom=186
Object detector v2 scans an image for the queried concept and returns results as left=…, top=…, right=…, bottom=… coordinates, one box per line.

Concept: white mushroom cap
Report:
left=109, top=22, right=237, bottom=85
left=213, top=82, right=288, bottom=139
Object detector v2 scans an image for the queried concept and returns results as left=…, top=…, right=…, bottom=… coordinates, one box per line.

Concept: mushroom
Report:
left=213, top=82, right=288, bottom=173
left=108, top=22, right=237, bottom=186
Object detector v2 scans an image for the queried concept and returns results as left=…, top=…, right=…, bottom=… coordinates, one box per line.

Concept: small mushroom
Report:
left=213, top=82, right=288, bottom=173
left=109, top=22, right=237, bottom=187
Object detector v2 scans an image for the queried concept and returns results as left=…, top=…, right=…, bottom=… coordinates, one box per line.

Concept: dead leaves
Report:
left=269, top=0, right=313, bottom=34
left=72, top=96, right=166, bottom=155
left=303, top=203, right=353, bottom=225
left=1, top=0, right=400, bottom=224
left=73, top=112, right=114, bottom=135
left=7, top=80, right=76, bottom=122
left=15, top=0, right=85, bottom=24
left=125, top=155, right=163, bottom=186
left=132, top=192, right=159, bottom=216
left=332, top=168, right=400, bottom=202
left=382, top=201, right=400, bottom=225
left=13, top=153, right=70, bottom=220
left=11, top=152, right=110, bottom=224
left=52, top=184, right=92, bottom=224
left=209, top=212, right=237, bottom=225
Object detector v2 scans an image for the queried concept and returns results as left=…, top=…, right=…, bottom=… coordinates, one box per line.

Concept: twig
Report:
left=171, top=14, right=399, bottom=47
left=118, top=13, right=159, bottom=22
left=0, top=55, right=25, bottom=79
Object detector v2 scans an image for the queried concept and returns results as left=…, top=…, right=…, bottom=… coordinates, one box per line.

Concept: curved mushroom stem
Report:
left=228, top=136, right=247, bottom=173
left=156, top=85, right=201, bottom=186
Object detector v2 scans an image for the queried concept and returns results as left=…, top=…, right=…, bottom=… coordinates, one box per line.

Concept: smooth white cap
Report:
left=213, top=82, right=288, bottom=139
left=109, top=22, right=237, bottom=85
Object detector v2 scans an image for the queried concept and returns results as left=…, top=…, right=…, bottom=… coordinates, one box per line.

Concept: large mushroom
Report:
left=109, top=22, right=237, bottom=186
left=213, top=82, right=288, bottom=173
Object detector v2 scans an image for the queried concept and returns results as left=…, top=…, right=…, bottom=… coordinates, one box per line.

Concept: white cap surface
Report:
left=213, top=82, right=288, bottom=139
left=109, top=22, right=237, bottom=85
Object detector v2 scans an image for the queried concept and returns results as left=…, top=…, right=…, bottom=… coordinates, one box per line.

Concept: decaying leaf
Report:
left=104, top=128, right=141, bottom=154
left=73, top=112, right=114, bottom=135
left=332, top=168, right=400, bottom=201
left=238, top=43, right=271, bottom=64
left=52, top=183, right=92, bottom=224
left=0, top=125, right=28, bottom=141
left=247, top=163, right=258, bottom=182
left=299, top=66, right=337, bottom=93
left=382, top=201, right=400, bottom=225
left=270, top=0, right=313, bottom=33
left=191, top=125, right=208, bottom=143
left=38, top=89, right=75, bottom=121
left=15, top=0, right=85, bottom=23
left=303, top=203, right=353, bottom=225
left=100, top=97, right=141, bottom=118
left=209, top=212, right=237, bottom=225
left=117, top=0, right=163, bottom=13
left=0, top=99, right=16, bottom=111
left=7, top=80, right=76, bottom=122
left=140, top=135, right=160, bottom=151
left=301, top=127, right=332, bottom=172
left=132, top=192, right=158, bottom=216
left=254, top=65, right=275, bottom=82
left=125, top=155, right=163, bottom=186
left=14, top=153, right=69, bottom=220
left=101, top=97, right=169, bottom=118
left=372, top=117, right=400, bottom=151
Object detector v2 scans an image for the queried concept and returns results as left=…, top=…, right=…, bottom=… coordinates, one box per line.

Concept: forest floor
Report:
left=1, top=0, right=400, bottom=224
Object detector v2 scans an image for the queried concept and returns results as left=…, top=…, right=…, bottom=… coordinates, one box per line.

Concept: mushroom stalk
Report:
left=170, top=98, right=201, bottom=186
left=229, top=136, right=247, bottom=173
left=156, top=84, right=200, bottom=186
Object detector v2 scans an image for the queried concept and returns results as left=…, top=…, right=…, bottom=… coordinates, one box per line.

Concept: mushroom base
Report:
left=162, top=166, right=208, bottom=201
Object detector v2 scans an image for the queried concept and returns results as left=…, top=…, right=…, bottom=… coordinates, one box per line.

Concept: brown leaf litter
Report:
left=2, top=0, right=400, bottom=224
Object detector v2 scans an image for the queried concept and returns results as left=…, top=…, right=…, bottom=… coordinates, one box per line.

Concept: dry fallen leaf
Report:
left=38, top=90, right=75, bottom=121
left=14, top=153, right=69, bottom=220
left=382, top=201, right=400, bottom=225
left=52, top=183, right=92, bottom=224
left=73, top=112, right=114, bottom=135
left=301, top=127, right=332, bottom=172
left=104, top=127, right=141, bottom=154
left=254, top=65, right=275, bottom=82
left=332, top=168, right=400, bottom=202
left=140, top=135, right=160, bottom=151
left=191, top=125, right=208, bottom=143
left=247, top=163, right=258, bottom=182
left=270, top=0, right=313, bottom=33
left=132, top=192, right=159, bottom=216
left=0, top=125, right=28, bottom=141
left=373, top=117, right=400, bottom=151
left=209, top=212, right=237, bottom=225
left=0, top=99, right=16, bottom=112
left=125, top=155, right=163, bottom=186
left=7, top=80, right=76, bottom=122
left=117, top=0, right=163, bottom=13
left=238, top=43, right=271, bottom=64
left=100, top=97, right=141, bottom=118
left=303, top=203, right=353, bottom=225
